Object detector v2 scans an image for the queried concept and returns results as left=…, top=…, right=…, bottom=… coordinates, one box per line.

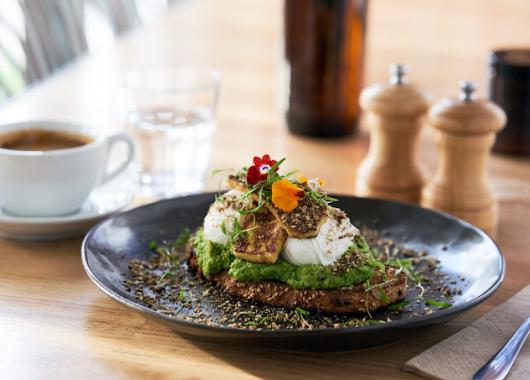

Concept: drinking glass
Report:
left=119, top=67, right=220, bottom=198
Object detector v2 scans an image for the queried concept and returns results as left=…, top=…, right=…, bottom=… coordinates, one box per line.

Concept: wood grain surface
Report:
left=1, top=1, right=530, bottom=379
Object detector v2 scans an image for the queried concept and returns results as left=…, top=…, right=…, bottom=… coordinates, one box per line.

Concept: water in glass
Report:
left=128, top=106, right=215, bottom=197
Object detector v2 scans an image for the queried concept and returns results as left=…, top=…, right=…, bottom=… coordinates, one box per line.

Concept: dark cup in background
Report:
left=489, top=49, right=530, bottom=155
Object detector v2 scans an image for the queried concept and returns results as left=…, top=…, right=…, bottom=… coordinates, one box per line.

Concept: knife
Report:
left=473, top=316, right=530, bottom=380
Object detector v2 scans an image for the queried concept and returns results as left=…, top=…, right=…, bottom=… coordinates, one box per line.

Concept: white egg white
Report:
left=203, top=189, right=247, bottom=245
left=281, top=207, right=359, bottom=266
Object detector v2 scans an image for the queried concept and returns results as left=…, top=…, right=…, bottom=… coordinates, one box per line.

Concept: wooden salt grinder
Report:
left=421, top=81, right=506, bottom=236
left=355, top=64, right=429, bottom=202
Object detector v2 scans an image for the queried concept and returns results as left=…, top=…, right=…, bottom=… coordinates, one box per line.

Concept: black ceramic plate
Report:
left=82, top=193, right=504, bottom=351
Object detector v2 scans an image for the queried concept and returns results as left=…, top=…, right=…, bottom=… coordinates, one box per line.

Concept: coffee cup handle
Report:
left=100, top=132, right=135, bottom=185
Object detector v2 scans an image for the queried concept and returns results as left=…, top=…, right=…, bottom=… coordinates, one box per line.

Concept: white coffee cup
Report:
left=0, top=121, right=135, bottom=217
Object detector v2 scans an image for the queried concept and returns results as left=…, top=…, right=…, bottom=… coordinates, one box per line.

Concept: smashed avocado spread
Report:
left=192, top=229, right=376, bottom=289
left=192, top=229, right=234, bottom=277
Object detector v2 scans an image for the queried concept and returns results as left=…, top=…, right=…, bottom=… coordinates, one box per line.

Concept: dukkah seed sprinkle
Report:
left=123, top=228, right=464, bottom=330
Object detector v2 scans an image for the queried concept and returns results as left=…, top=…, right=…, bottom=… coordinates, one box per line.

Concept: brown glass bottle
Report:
left=284, top=0, right=368, bottom=138
left=490, top=49, right=530, bottom=155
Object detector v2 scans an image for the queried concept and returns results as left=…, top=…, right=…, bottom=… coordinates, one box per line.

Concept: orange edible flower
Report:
left=271, top=179, right=304, bottom=212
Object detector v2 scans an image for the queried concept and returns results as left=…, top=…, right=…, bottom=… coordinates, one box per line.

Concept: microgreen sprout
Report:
left=294, top=307, right=310, bottom=317
left=364, top=278, right=397, bottom=293
left=294, top=307, right=311, bottom=328
left=155, top=270, right=174, bottom=288
left=178, top=289, right=191, bottom=307
left=174, top=227, right=191, bottom=248
left=306, top=187, right=338, bottom=206
left=425, top=299, right=452, bottom=308
left=387, top=300, right=410, bottom=311
left=377, top=287, right=390, bottom=303
left=221, top=218, right=258, bottom=247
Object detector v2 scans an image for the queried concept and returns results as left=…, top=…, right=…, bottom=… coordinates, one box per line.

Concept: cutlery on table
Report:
left=473, top=316, right=530, bottom=380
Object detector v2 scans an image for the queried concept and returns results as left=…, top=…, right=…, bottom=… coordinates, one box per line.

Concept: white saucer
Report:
left=0, top=170, right=136, bottom=240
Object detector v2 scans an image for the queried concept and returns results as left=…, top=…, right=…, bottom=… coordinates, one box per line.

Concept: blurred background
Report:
left=2, top=0, right=530, bottom=99
left=0, top=0, right=177, bottom=101
left=1, top=0, right=530, bottom=192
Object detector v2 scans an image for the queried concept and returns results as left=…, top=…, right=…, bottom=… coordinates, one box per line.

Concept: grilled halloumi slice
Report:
left=267, top=197, right=327, bottom=238
left=227, top=175, right=248, bottom=193
left=227, top=175, right=328, bottom=238
left=232, top=211, right=287, bottom=264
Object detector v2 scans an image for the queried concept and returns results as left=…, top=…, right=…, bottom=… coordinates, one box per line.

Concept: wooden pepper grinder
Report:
left=421, top=81, right=506, bottom=236
left=355, top=64, right=429, bottom=202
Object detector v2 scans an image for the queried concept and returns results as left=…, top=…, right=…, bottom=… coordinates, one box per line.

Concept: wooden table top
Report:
left=1, top=1, right=529, bottom=379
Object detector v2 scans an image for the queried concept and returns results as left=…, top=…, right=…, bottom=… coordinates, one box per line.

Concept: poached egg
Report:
left=203, top=191, right=359, bottom=265
left=280, top=207, right=359, bottom=266
left=203, top=189, right=248, bottom=245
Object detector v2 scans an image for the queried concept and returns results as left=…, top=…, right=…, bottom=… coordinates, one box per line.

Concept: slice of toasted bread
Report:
left=233, top=211, right=287, bottom=264
left=227, top=175, right=328, bottom=238
left=188, top=251, right=407, bottom=314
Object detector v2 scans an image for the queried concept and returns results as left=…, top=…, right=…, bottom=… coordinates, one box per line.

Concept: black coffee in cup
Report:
left=0, top=129, right=93, bottom=151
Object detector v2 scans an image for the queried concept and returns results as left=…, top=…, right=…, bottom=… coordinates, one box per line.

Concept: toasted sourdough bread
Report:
left=188, top=250, right=407, bottom=314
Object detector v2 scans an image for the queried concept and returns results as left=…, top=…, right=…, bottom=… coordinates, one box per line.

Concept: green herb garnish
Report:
left=220, top=220, right=227, bottom=236
left=243, top=316, right=272, bottom=327
left=425, top=299, right=452, bottom=308
left=237, top=311, right=256, bottom=317
left=345, top=318, right=362, bottom=326
left=306, top=186, right=338, bottom=206
left=221, top=217, right=258, bottom=246
left=294, top=307, right=311, bottom=328
left=388, top=300, right=410, bottom=311
left=178, top=289, right=191, bottom=307
left=225, top=156, right=337, bottom=215
left=364, top=278, right=396, bottom=293
left=158, top=246, right=172, bottom=258
left=155, top=270, right=174, bottom=288
left=174, top=227, right=191, bottom=248
left=378, top=287, right=390, bottom=303
left=294, top=307, right=310, bottom=317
